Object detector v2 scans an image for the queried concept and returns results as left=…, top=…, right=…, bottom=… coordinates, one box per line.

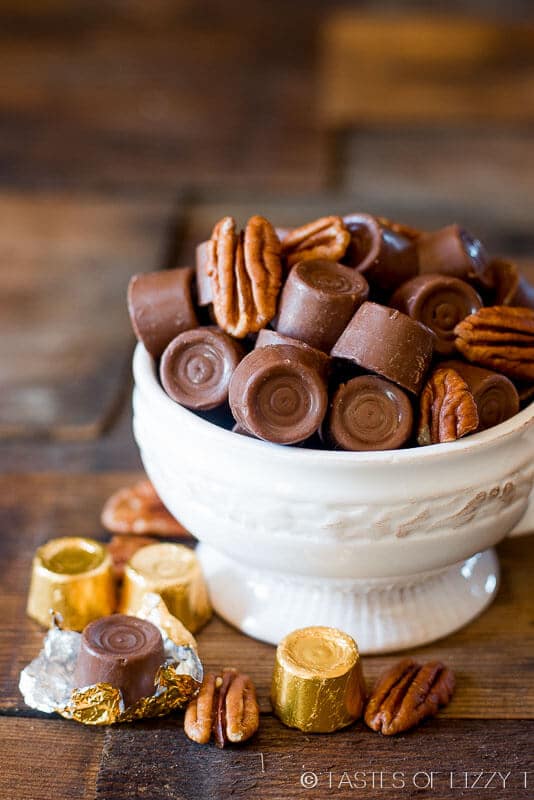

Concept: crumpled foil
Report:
left=19, top=593, right=203, bottom=725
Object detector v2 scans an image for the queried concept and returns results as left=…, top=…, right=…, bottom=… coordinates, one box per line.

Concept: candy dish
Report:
left=133, top=343, right=534, bottom=653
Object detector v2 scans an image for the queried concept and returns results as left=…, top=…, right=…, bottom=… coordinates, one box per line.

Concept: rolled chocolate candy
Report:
left=26, top=537, right=116, bottom=630
left=324, top=375, right=413, bottom=451
left=331, top=302, right=434, bottom=395
left=232, top=422, right=258, bottom=438
left=255, top=328, right=331, bottom=380
left=128, top=267, right=198, bottom=359
left=441, top=360, right=520, bottom=432
left=119, top=543, right=212, bottom=633
left=73, top=614, right=164, bottom=707
left=417, top=224, right=491, bottom=287
left=343, top=213, right=418, bottom=293
left=276, top=259, right=369, bottom=352
left=390, top=274, right=482, bottom=355
left=160, top=326, right=244, bottom=410
left=195, top=241, right=213, bottom=306
left=488, top=258, right=534, bottom=310
left=228, top=345, right=328, bottom=445
left=271, top=626, right=366, bottom=733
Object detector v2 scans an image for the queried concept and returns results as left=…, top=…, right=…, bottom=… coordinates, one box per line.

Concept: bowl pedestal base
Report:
left=197, top=544, right=499, bottom=653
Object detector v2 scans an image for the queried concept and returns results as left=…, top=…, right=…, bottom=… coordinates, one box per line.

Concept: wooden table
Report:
left=1, top=3, right=534, bottom=798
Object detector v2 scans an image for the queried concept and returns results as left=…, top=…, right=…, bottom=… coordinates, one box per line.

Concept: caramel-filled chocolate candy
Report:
left=128, top=267, right=198, bottom=358
left=229, top=345, right=328, bottom=444
left=331, top=302, right=434, bottom=394
left=271, top=626, right=366, bottom=733
left=390, top=274, right=482, bottom=355
left=276, top=259, right=369, bottom=352
left=160, top=326, right=243, bottom=410
left=417, top=225, right=491, bottom=287
left=488, top=258, right=534, bottom=309
left=255, top=328, right=331, bottom=380
left=27, top=537, right=116, bottom=631
left=324, top=375, right=413, bottom=451
left=195, top=241, right=213, bottom=306
left=441, top=360, right=520, bottom=432
left=343, top=213, right=418, bottom=293
left=74, top=614, right=164, bottom=708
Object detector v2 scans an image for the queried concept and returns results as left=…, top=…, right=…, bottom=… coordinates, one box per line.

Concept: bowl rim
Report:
left=133, top=343, right=534, bottom=465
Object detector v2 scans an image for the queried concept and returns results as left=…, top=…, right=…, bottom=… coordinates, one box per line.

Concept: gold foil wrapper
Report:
left=271, top=626, right=366, bottom=733
left=26, top=537, right=116, bottom=630
left=19, top=593, right=202, bottom=725
left=119, top=543, right=212, bottom=633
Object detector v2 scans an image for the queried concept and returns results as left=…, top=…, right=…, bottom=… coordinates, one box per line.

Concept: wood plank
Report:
left=1, top=473, right=533, bottom=719
left=0, top=193, right=172, bottom=439
left=96, top=717, right=534, bottom=800
left=320, top=13, right=534, bottom=126
left=0, top=717, right=103, bottom=800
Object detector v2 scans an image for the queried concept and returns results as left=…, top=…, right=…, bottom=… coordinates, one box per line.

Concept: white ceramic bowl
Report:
left=132, top=344, right=534, bottom=653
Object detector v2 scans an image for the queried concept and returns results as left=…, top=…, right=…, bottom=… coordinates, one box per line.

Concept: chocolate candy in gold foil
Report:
left=27, top=537, right=115, bottom=631
left=390, top=274, right=482, bottom=356
left=119, top=543, right=212, bottom=633
left=271, top=626, right=366, bottom=733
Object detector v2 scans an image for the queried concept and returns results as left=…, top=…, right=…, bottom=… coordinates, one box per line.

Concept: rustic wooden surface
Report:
left=2, top=2, right=534, bottom=798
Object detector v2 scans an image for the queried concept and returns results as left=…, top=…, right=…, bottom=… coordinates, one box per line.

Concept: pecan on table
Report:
left=101, top=480, right=190, bottom=538
left=184, top=668, right=260, bottom=748
left=417, top=367, right=479, bottom=445
left=281, top=215, right=350, bottom=268
left=454, top=305, right=534, bottom=382
left=206, top=215, right=282, bottom=338
left=364, top=658, right=455, bottom=735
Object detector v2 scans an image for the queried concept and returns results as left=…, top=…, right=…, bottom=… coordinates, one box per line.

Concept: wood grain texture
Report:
left=0, top=717, right=103, bottom=800
left=0, top=193, right=172, bottom=439
left=320, top=13, right=534, bottom=126
left=2, top=473, right=533, bottom=719
left=96, top=717, right=534, bottom=800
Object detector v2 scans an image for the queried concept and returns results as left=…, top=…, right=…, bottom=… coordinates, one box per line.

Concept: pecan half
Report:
left=417, top=367, right=479, bottom=445
left=454, top=306, right=534, bottom=381
left=207, top=215, right=282, bottom=338
left=281, top=215, right=350, bottom=268
left=184, top=668, right=259, bottom=748
left=365, top=658, right=455, bottom=735
left=107, top=534, right=157, bottom=579
left=101, top=480, right=191, bottom=538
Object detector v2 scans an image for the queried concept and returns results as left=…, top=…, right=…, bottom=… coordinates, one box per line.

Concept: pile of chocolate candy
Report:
left=128, top=213, right=534, bottom=450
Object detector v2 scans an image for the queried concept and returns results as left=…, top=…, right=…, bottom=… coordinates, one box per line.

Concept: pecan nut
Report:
left=207, top=215, right=282, bottom=338
left=417, top=367, right=479, bottom=445
left=107, top=534, right=157, bottom=579
left=184, top=668, right=259, bottom=748
left=454, top=305, right=534, bottom=381
left=101, top=480, right=190, bottom=538
left=364, top=658, right=455, bottom=735
left=281, top=215, right=350, bottom=268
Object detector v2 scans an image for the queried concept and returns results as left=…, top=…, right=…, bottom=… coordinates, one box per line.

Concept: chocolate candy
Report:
left=390, top=274, right=482, bottom=355
left=442, top=361, right=520, bottom=432
left=417, top=225, right=490, bottom=287
left=271, top=626, right=366, bottom=733
left=128, top=267, right=198, bottom=358
left=119, top=543, right=212, bottom=633
left=160, top=326, right=243, bottom=410
left=331, top=302, right=434, bottom=394
left=195, top=241, right=213, bottom=306
left=228, top=345, right=328, bottom=444
left=489, top=258, right=534, bottom=309
left=255, top=328, right=331, bottom=380
left=73, top=614, right=164, bottom=707
left=324, top=375, right=413, bottom=451
left=343, top=213, right=418, bottom=293
left=27, top=537, right=115, bottom=630
left=276, top=259, right=369, bottom=352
